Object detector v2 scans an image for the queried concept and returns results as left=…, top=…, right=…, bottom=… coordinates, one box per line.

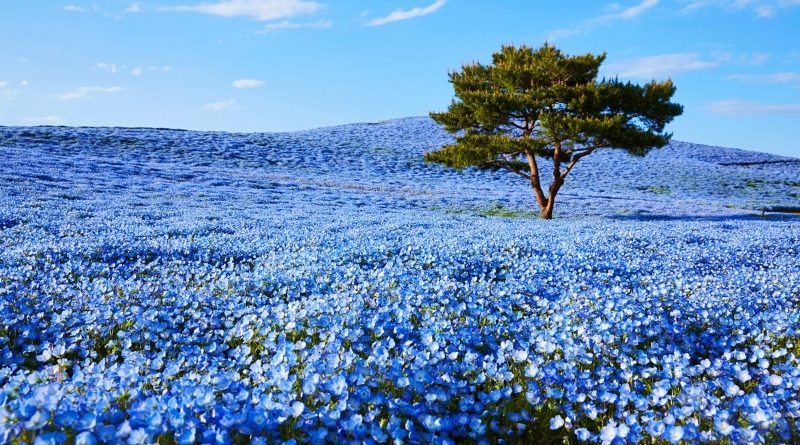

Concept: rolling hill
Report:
left=1, top=117, right=798, bottom=228
left=0, top=118, right=799, bottom=444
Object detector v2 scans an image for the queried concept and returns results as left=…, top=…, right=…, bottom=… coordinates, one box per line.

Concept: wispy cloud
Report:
left=548, top=0, right=658, bottom=39
left=60, top=86, right=125, bottom=100
left=64, top=2, right=145, bottom=16
left=738, top=52, right=770, bottom=65
left=0, top=81, right=8, bottom=88
left=95, top=62, right=124, bottom=74
left=257, top=19, right=331, bottom=32
left=603, top=0, right=660, bottom=19
left=95, top=62, right=168, bottom=76
left=63, top=5, right=91, bottom=12
left=367, top=0, right=446, bottom=26
left=727, top=72, right=800, bottom=83
left=680, top=0, right=800, bottom=17
left=755, top=5, right=776, bottom=16
left=706, top=99, right=800, bottom=116
left=604, top=52, right=725, bottom=78
left=125, top=2, right=143, bottom=13
left=232, top=78, right=265, bottom=88
left=164, top=0, right=323, bottom=21
left=25, top=116, right=68, bottom=126
left=203, top=99, right=236, bottom=111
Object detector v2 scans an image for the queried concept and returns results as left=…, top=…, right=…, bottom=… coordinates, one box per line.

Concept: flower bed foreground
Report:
left=2, top=217, right=799, bottom=444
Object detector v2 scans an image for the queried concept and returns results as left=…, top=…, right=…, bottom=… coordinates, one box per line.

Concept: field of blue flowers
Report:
left=1, top=118, right=799, bottom=444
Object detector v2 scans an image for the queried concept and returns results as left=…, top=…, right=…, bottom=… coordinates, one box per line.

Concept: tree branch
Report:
left=507, top=120, right=526, bottom=131
left=560, top=147, right=597, bottom=180
left=488, top=160, right=531, bottom=181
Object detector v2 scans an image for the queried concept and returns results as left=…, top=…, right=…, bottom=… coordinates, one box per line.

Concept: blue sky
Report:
left=1, top=1, right=800, bottom=156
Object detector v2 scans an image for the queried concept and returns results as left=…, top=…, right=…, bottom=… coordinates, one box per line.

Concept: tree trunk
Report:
left=540, top=177, right=563, bottom=220
left=525, top=151, right=547, bottom=210
left=540, top=201, right=554, bottom=219
left=537, top=141, right=564, bottom=220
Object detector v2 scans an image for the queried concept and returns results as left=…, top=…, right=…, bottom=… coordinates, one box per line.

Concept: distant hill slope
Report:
left=1, top=117, right=798, bottom=221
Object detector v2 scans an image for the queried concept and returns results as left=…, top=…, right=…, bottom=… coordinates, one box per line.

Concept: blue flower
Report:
left=599, top=424, right=617, bottom=443
left=97, top=425, right=117, bottom=443
left=249, top=437, right=267, bottom=445
left=24, top=410, right=49, bottom=431
left=646, top=420, right=665, bottom=437
left=75, top=432, right=96, bottom=445
left=290, top=401, right=304, bottom=418
left=176, top=428, right=196, bottom=445
left=53, top=410, right=78, bottom=428
left=33, top=432, right=67, bottom=445
left=75, top=413, right=97, bottom=431
left=127, top=428, right=150, bottom=445
left=665, top=425, right=684, bottom=443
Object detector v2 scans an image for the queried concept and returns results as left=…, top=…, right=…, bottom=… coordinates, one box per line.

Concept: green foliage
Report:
left=425, top=43, right=683, bottom=218
left=637, top=185, right=671, bottom=195
left=444, top=203, right=538, bottom=219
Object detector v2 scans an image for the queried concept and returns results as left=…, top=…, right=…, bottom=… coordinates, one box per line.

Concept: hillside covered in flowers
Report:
left=1, top=118, right=799, bottom=444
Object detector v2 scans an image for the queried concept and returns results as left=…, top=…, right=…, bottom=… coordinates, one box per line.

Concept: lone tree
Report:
left=426, top=44, right=683, bottom=219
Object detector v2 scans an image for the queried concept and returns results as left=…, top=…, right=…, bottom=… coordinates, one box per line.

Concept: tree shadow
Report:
left=608, top=212, right=800, bottom=222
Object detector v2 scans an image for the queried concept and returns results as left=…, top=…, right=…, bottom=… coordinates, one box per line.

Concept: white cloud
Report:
left=164, top=0, right=323, bottom=21
left=60, top=86, right=125, bottom=100
left=21, top=80, right=29, bottom=87
left=727, top=72, right=800, bottom=83
left=25, top=116, right=68, bottom=125
left=63, top=5, right=89, bottom=12
left=125, top=2, right=143, bottom=13
left=367, top=0, right=446, bottom=26
left=706, top=100, right=800, bottom=116
left=548, top=0, right=658, bottom=39
left=0, top=81, right=8, bottom=88
left=738, top=52, right=770, bottom=65
left=95, top=62, right=124, bottom=74
left=203, top=99, right=236, bottom=111
left=756, top=4, right=776, bottom=15
left=232, top=78, right=265, bottom=88
left=680, top=0, right=750, bottom=13
left=257, top=19, right=331, bottom=32
left=605, top=52, right=724, bottom=78
left=546, top=27, right=582, bottom=40
left=601, top=0, right=659, bottom=20
left=96, top=63, right=167, bottom=76
left=680, top=0, right=800, bottom=17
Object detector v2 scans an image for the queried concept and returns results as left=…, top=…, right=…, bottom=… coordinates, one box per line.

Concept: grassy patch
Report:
left=636, top=185, right=671, bottom=195
left=742, top=178, right=800, bottom=190
left=744, top=178, right=766, bottom=189
left=444, top=203, right=539, bottom=219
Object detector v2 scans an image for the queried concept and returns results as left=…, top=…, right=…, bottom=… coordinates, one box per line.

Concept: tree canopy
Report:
left=426, top=43, right=684, bottom=219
